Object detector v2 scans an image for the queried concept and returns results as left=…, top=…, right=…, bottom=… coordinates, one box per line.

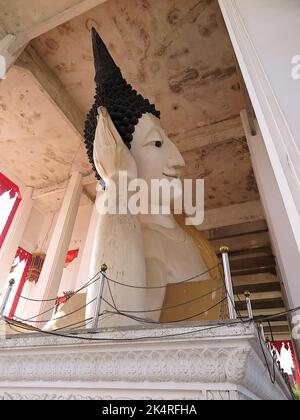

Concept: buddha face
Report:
left=130, top=113, right=185, bottom=186
left=128, top=113, right=185, bottom=210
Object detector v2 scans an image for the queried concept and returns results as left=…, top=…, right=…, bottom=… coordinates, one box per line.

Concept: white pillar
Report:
left=218, top=0, right=300, bottom=252
left=0, top=187, right=33, bottom=292
left=219, top=0, right=300, bottom=361
left=75, top=191, right=100, bottom=291
left=241, top=111, right=300, bottom=311
left=241, top=111, right=300, bottom=361
left=32, top=172, right=82, bottom=319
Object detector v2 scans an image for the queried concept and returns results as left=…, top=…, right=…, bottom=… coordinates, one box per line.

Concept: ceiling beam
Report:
left=222, top=246, right=271, bottom=257
left=230, top=255, right=276, bottom=271
left=234, top=281, right=281, bottom=295
left=233, top=273, right=279, bottom=287
left=239, top=307, right=287, bottom=320
left=32, top=173, right=96, bottom=200
left=211, top=235, right=271, bottom=254
left=11, top=0, right=108, bottom=47
left=210, top=219, right=268, bottom=238
left=236, top=298, right=284, bottom=311
left=198, top=200, right=265, bottom=231
left=263, top=325, right=290, bottom=335
left=16, top=44, right=85, bottom=138
left=234, top=290, right=282, bottom=302
left=232, top=267, right=277, bottom=277
left=171, top=115, right=245, bottom=153
left=0, top=1, right=108, bottom=72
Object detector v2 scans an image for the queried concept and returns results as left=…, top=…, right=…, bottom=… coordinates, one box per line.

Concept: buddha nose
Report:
left=167, top=142, right=185, bottom=170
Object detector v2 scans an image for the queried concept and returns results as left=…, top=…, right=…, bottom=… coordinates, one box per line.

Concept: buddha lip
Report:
left=162, top=172, right=178, bottom=179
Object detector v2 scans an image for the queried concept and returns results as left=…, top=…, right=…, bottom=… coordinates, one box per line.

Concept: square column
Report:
left=32, top=172, right=82, bottom=321
left=74, top=190, right=100, bottom=291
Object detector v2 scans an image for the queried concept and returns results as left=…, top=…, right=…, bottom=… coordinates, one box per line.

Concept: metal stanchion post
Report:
left=92, top=263, right=107, bottom=330
left=220, top=246, right=237, bottom=320
left=244, top=290, right=253, bottom=319
left=0, top=279, right=15, bottom=318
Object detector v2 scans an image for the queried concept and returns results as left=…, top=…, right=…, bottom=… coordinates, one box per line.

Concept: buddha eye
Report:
left=144, top=138, right=164, bottom=148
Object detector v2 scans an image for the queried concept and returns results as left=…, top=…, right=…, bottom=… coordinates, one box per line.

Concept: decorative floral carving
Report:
left=207, top=391, right=230, bottom=400
left=0, top=324, right=291, bottom=400
left=0, top=393, right=116, bottom=400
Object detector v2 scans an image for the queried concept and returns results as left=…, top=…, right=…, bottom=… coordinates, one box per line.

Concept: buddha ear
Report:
left=92, top=108, right=114, bottom=179
left=93, top=106, right=137, bottom=181
left=97, top=106, right=124, bottom=147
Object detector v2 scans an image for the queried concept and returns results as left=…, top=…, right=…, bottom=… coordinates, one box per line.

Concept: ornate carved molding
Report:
left=0, top=347, right=241, bottom=383
left=0, top=393, right=115, bottom=401
left=0, top=323, right=291, bottom=400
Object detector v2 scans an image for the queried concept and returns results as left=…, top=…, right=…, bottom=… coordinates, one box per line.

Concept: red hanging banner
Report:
left=273, top=340, right=300, bottom=389
left=0, top=172, right=22, bottom=249
left=8, top=247, right=32, bottom=319
left=64, top=249, right=79, bottom=268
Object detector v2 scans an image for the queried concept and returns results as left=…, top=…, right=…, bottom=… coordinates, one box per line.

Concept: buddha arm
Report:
left=85, top=108, right=147, bottom=327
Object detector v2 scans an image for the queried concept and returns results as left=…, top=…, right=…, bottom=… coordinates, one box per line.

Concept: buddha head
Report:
left=84, top=28, right=185, bottom=191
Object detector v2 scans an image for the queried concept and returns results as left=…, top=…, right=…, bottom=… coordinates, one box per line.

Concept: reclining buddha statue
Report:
left=83, top=28, right=224, bottom=328
left=43, top=28, right=223, bottom=331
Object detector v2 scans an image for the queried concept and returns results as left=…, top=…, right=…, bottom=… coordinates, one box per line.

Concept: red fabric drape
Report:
left=8, top=247, right=32, bottom=319
left=54, top=292, right=75, bottom=314
left=64, top=249, right=79, bottom=268
left=0, top=172, right=20, bottom=197
left=0, top=172, right=21, bottom=249
left=273, top=340, right=300, bottom=388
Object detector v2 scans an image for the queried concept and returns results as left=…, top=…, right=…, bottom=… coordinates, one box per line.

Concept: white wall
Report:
left=219, top=0, right=300, bottom=253
left=235, top=0, right=300, bottom=150
left=242, top=113, right=300, bottom=312
left=20, top=207, right=49, bottom=253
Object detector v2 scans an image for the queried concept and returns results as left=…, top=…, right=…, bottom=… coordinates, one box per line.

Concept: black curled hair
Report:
left=84, top=28, right=160, bottom=182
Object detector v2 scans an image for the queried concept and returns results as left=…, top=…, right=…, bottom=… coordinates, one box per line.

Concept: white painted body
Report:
left=85, top=111, right=208, bottom=326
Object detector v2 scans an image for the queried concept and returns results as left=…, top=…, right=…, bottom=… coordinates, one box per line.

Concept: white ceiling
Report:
left=0, top=66, right=90, bottom=189
left=0, top=0, right=260, bottom=213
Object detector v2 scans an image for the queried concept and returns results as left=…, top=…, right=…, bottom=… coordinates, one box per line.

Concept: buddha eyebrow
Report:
left=142, top=127, right=164, bottom=146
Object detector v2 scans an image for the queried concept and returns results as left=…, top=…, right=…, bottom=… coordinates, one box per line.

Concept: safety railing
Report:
left=0, top=246, right=298, bottom=398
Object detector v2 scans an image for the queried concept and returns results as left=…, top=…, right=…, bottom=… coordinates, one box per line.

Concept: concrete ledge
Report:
left=0, top=321, right=291, bottom=400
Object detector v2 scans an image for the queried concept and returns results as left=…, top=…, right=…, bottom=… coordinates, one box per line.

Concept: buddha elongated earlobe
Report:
left=84, top=28, right=160, bottom=181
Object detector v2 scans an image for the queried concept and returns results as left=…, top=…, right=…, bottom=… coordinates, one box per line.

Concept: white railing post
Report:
left=220, top=246, right=237, bottom=320
left=244, top=290, right=253, bottom=319
left=0, top=279, right=15, bottom=318
left=91, top=263, right=107, bottom=330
